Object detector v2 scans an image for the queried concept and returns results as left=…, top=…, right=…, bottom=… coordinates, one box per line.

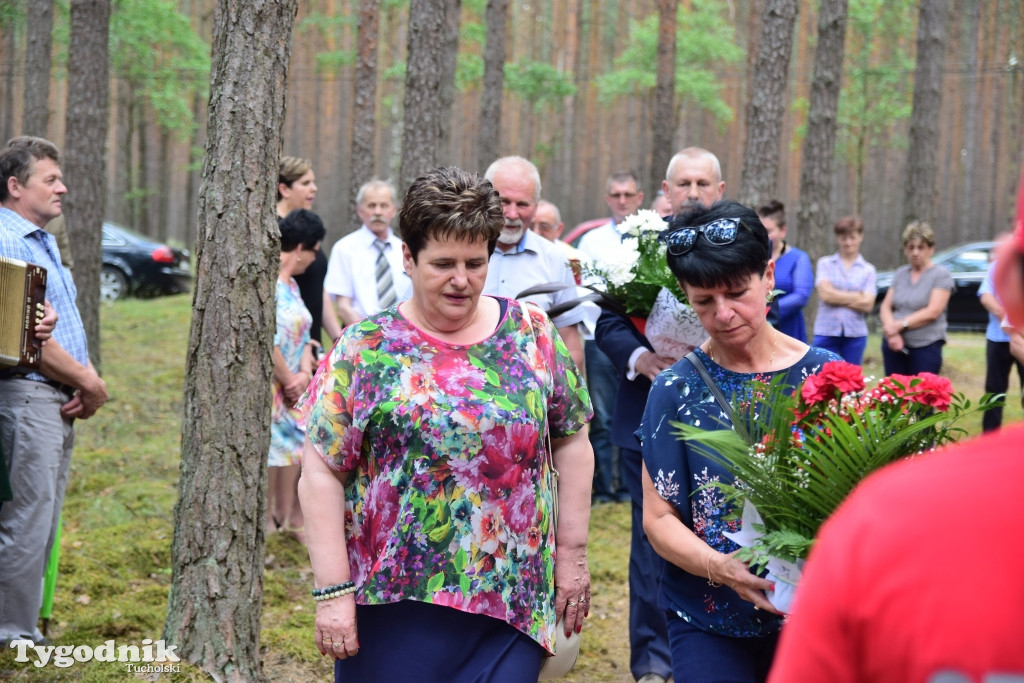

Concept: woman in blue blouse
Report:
left=637, top=201, right=837, bottom=683
left=758, top=200, right=813, bottom=342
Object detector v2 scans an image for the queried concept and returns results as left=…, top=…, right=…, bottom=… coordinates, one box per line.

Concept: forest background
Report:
left=2, top=0, right=1023, bottom=273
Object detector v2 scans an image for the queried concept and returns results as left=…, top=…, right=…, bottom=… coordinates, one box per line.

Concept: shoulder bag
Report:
left=526, top=309, right=581, bottom=680
left=685, top=350, right=734, bottom=423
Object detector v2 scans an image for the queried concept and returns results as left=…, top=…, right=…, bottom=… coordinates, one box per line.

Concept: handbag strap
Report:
left=523, top=305, right=560, bottom=530
left=685, top=350, right=734, bottom=424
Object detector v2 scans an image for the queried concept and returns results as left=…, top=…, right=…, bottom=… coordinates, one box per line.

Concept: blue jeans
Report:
left=812, top=334, right=868, bottom=365
left=584, top=342, right=623, bottom=501
left=881, top=338, right=944, bottom=376
left=666, top=612, right=778, bottom=683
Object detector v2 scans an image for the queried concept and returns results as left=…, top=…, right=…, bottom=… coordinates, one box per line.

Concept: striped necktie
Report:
left=374, top=239, right=397, bottom=309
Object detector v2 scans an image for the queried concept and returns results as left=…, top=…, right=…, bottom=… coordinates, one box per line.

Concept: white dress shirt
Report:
left=324, top=225, right=411, bottom=319
left=484, top=229, right=585, bottom=329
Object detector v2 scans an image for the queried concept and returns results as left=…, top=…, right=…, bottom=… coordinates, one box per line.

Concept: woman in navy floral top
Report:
left=637, top=201, right=838, bottom=683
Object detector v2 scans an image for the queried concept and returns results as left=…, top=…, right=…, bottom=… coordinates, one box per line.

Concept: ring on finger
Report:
left=567, top=600, right=577, bottom=607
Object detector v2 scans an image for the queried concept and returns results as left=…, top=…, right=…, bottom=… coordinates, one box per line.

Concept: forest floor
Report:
left=0, top=294, right=1017, bottom=682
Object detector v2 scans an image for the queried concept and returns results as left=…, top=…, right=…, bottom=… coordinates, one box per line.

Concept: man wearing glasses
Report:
left=594, top=149, right=725, bottom=683
left=577, top=171, right=645, bottom=507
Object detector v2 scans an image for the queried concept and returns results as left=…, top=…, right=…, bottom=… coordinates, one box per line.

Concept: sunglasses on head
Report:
left=664, top=218, right=742, bottom=256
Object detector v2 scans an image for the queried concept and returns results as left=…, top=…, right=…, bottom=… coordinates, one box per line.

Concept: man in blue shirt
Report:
left=0, top=136, right=108, bottom=646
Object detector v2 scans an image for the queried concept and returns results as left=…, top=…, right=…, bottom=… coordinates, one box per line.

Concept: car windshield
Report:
left=940, top=248, right=991, bottom=273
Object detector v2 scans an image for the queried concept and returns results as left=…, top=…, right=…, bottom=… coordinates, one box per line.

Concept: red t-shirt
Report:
left=769, top=425, right=1024, bottom=683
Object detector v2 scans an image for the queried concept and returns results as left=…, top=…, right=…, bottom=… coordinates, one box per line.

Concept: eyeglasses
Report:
left=664, top=218, right=741, bottom=256
left=607, top=192, right=638, bottom=200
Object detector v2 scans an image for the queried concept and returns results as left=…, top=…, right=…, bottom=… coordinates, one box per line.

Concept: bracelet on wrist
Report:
left=312, top=581, right=354, bottom=597
left=706, top=551, right=721, bottom=588
left=312, top=581, right=356, bottom=602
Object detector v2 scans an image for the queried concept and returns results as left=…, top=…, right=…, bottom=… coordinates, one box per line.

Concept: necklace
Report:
left=707, top=327, right=778, bottom=371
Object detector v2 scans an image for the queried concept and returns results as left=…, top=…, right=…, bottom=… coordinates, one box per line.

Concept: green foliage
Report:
left=316, top=49, right=357, bottom=74
left=0, top=0, right=24, bottom=28
left=595, top=0, right=742, bottom=124
left=304, top=10, right=356, bottom=76
left=674, top=367, right=1002, bottom=569
left=836, top=0, right=916, bottom=170
left=457, top=52, right=485, bottom=91
left=504, top=60, right=576, bottom=112
left=298, top=10, right=355, bottom=41
left=108, top=0, right=210, bottom=138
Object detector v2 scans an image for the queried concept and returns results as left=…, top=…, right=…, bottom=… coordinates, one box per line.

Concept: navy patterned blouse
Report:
left=636, top=346, right=838, bottom=638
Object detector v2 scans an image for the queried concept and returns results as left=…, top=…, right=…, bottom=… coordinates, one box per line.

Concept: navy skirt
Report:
left=334, top=599, right=545, bottom=683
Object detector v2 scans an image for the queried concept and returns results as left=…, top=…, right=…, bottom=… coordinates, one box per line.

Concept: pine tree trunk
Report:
left=477, top=0, right=508, bottom=172
left=63, top=0, right=110, bottom=372
left=163, top=2, right=297, bottom=681
left=23, top=0, right=54, bottom=136
left=437, top=2, right=461, bottom=164
left=649, top=0, right=677, bottom=198
left=350, top=0, right=379, bottom=226
left=958, top=0, right=980, bottom=242
left=903, top=0, right=950, bottom=227
left=795, top=0, right=848, bottom=265
left=740, top=0, right=798, bottom=208
left=400, top=0, right=461, bottom=195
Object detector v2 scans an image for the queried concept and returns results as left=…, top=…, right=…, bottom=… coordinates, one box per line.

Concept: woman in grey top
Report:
left=878, top=221, right=953, bottom=374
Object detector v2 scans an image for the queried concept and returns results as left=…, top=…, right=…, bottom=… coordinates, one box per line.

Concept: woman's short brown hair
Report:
left=399, top=167, right=503, bottom=261
left=277, top=156, right=312, bottom=200
left=902, top=220, right=935, bottom=247
left=834, top=215, right=864, bottom=237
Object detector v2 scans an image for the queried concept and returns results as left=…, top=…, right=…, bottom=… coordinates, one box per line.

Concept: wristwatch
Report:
left=901, top=319, right=909, bottom=331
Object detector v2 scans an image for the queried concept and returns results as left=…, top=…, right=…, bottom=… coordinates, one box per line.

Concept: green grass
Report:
left=1, top=296, right=1016, bottom=681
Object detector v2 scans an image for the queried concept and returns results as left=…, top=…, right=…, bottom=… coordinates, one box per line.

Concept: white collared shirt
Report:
left=324, top=225, right=411, bottom=318
left=484, top=230, right=585, bottom=329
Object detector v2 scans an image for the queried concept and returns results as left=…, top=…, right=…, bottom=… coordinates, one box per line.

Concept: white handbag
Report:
left=537, top=430, right=581, bottom=680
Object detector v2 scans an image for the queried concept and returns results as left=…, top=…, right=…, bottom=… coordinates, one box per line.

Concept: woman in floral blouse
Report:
left=637, top=201, right=837, bottom=683
left=268, top=209, right=323, bottom=538
left=298, top=166, right=594, bottom=682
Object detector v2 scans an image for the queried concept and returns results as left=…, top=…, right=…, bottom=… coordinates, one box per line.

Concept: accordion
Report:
left=0, top=256, right=48, bottom=370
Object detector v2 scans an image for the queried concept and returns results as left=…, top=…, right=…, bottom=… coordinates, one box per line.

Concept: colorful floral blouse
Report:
left=269, top=277, right=312, bottom=468
left=636, top=346, right=838, bottom=638
left=301, top=298, right=592, bottom=652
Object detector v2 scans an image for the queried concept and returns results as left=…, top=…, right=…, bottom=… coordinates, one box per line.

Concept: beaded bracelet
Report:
left=312, top=581, right=354, bottom=598
left=313, top=584, right=357, bottom=602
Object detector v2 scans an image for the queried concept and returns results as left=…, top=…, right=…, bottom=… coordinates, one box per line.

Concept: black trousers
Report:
left=983, top=339, right=1024, bottom=432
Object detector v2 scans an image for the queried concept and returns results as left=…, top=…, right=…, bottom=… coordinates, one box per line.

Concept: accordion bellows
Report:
left=0, top=256, right=47, bottom=370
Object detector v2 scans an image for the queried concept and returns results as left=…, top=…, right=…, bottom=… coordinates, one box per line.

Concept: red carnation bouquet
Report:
left=674, top=361, right=1000, bottom=610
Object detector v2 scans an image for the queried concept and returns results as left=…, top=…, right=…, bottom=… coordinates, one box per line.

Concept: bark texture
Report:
left=740, top=0, right=798, bottom=207
left=23, top=0, right=54, bottom=136
left=163, top=2, right=297, bottom=681
left=350, top=0, right=379, bottom=227
left=649, top=0, right=677, bottom=197
left=795, top=0, right=848, bottom=265
left=903, top=0, right=950, bottom=227
left=477, top=0, right=508, bottom=172
left=400, top=0, right=461, bottom=194
left=63, top=0, right=110, bottom=371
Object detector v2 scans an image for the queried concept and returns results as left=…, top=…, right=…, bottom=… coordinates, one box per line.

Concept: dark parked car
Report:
left=874, top=240, right=997, bottom=331
left=101, top=222, right=192, bottom=302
